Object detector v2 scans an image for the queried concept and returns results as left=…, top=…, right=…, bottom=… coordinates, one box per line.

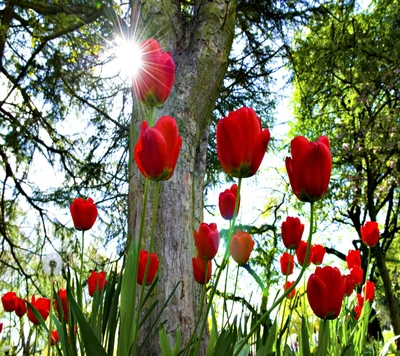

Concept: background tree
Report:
left=290, top=0, right=400, bottom=346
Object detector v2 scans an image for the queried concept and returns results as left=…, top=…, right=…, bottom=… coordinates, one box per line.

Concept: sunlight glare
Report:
left=115, top=37, right=143, bottom=78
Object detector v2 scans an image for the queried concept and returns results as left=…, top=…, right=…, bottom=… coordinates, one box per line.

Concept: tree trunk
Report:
left=375, top=245, right=400, bottom=350
left=128, top=0, right=237, bottom=354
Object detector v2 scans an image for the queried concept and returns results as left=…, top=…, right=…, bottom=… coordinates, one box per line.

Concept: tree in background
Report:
left=290, top=0, right=400, bottom=346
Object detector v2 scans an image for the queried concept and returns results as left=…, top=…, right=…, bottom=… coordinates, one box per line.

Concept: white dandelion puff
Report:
left=42, top=252, right=63, bottom=276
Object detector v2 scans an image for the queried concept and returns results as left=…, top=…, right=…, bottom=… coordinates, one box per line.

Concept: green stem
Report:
left=47, top=276, right=54, bottom=356
left=194, top=177, right=243, bottom=356
left=226, top=264, right=240, bottom=327
left=148, top=106, right=154, bottom=127
left=234, top=202, right=315, bottom=355
left=80, top=230, right=84, bottom=289
left=185, top=263, right=209, bottom=355
left=221, top=260, right=230, bottom=328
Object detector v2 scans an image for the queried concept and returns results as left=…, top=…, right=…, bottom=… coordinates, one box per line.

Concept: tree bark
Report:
left=128, top=0, right=237, bottom=354
left=375, top=245, right=400, bottom=350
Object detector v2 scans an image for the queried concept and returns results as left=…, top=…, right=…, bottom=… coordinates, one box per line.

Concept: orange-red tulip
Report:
left=219, top=184, right=240, bottom=220
left=284, top=281, right=296, bottom=299
left=350, top=265, right=363, bottom=286
left=134, top=116, right=182, bottom=181
left=54, top=289, right=69, bottom=322
left=27, top=296, right=50, bottom=325
left=217, top=107, right=270, bottom=178
left=88, top=271, right=108, bottom=297
left=280, top=252, right=295, bottom=275
left=362, top=281, right=375, bottom=302
left=296, top=240, right=313, bottom=267
left=132, top=38, right=175, bottom=107
left=137, top=250, right=159, bottom=286
left=361, top=221, right=380, bottom=247
left=230, top=230, right=254, bottom=265
left=281, top=216, right=304, bottom=250
left=192, top=255, right=212, bottom=285
left=69, top=197, right=98, bottom=231
left=346, top=250, right=361, bottom=269
left=307, top=266, right=345, bottom=320
left=194, top=223, right=220, bottom=260
left=15, top=297, right=26, bottom=318
left=1, top=292, right=17, bottom=312
left=311, top=244, right=326, bottom=265
left=285, top=136, right=332, bottom=202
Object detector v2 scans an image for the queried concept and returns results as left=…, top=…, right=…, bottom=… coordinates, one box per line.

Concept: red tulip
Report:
left=51, top=330, right=60, bottom=346
left=342, top=275, right=356, bottom=297
left=15, top=298, right=27, bottom=318
left=0, top=322, right=2, bottom=333
left=134, top=116, right=182, bottom=181
left=311, top=244, right=326, bottom=265
left=88, top=271, right=108, bottom=297
left=354, top=293, right=364, bottom=320
left=69, top=198, right=98, bottom=231
left=307, top=266, right=345, bottom=320
left=192, top=255, right=212, bottom=284
left=361, top=221, right=380, bottom=247
left=350, top=265, right=363, bottom=286
left=280, top=252, right=295, bottom=275
left=1, top=292, right=17, bottom=312
left=281, top=216, right=304, bottom=250
left=296, top=241, right=313, bottom=267
left=132, top=38, right=175, bottom=107
left=362, top=281, right=375, bottom=302
left=216, top=107, right=271, bottom=178
left=346, top=250, right=361, bottom=269
left=219, top=184, right=240, bottom=220
left=285, top=136, right=332, bottom=202
left=55, top=289, right=69, bottom=322
left=137, top=250, right=159, bottom=286
left=284, top=281, right=296, bottom=299
left=193, top=223, right=220, bottom=260
left=27, top=296, right=51, bottom=325
left=230, top=230, right=254, bottom=265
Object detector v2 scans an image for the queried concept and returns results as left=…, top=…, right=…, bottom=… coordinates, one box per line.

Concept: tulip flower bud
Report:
left=361, top=221, right=380, bottom=247
left=69, top=197, right=98, bottom=231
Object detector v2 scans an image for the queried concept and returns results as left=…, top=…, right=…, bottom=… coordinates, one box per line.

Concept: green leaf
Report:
left=341, top=343, right=354, bottom=356
left=68, top=287, right=107, bottom=356
left=173, top=327, right=181, bottom=355
left=301, top=316, right=311, bottom=356
left=206, top=305, right=218, bottom=356
left=159, top=326, right=174, bottom=356
left=212, top=325, right=237, bottom=356
left=264, top=318, right=277, bottom=353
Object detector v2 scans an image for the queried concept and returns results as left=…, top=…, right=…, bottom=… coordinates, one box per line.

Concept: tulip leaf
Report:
left=206, top=305, right=218, bottom=356
left=173, top=327, right=181, bottom=355
left=340, top=343, right=354, bottom=356
left=301, top=316, right=311, bottom=356
left=68, top=287, right=107, bottom=356
left=159, top=326, right=174, bottom=356
left=211, top=325, right=237, bottom=356
left=265, top=318, right=277, bottom=353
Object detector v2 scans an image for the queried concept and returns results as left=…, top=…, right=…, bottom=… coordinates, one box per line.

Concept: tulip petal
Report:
left=307, top=274, right=329, bottom=319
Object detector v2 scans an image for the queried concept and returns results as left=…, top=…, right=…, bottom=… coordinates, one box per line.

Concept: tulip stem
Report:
left=226, top=264, right=240, bottom=326
left=47, top=276, right=54, bottom=356
left=234, top=202, right=315, bottom=355
left=149, top=106, right=154, bottom=127
left=221, top=260, right=229, bottom=327
left=193, top=177, right=243, bottom=356
left=185, top=263, right=208, bottom=355
left=80, top=231, right=84, bottom=293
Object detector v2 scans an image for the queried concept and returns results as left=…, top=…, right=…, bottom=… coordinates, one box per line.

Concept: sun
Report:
left=114, top=37, right=143, bottom=78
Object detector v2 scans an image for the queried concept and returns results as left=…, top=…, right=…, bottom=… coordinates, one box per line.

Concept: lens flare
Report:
left=115, top=37, right=143, bottom=77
